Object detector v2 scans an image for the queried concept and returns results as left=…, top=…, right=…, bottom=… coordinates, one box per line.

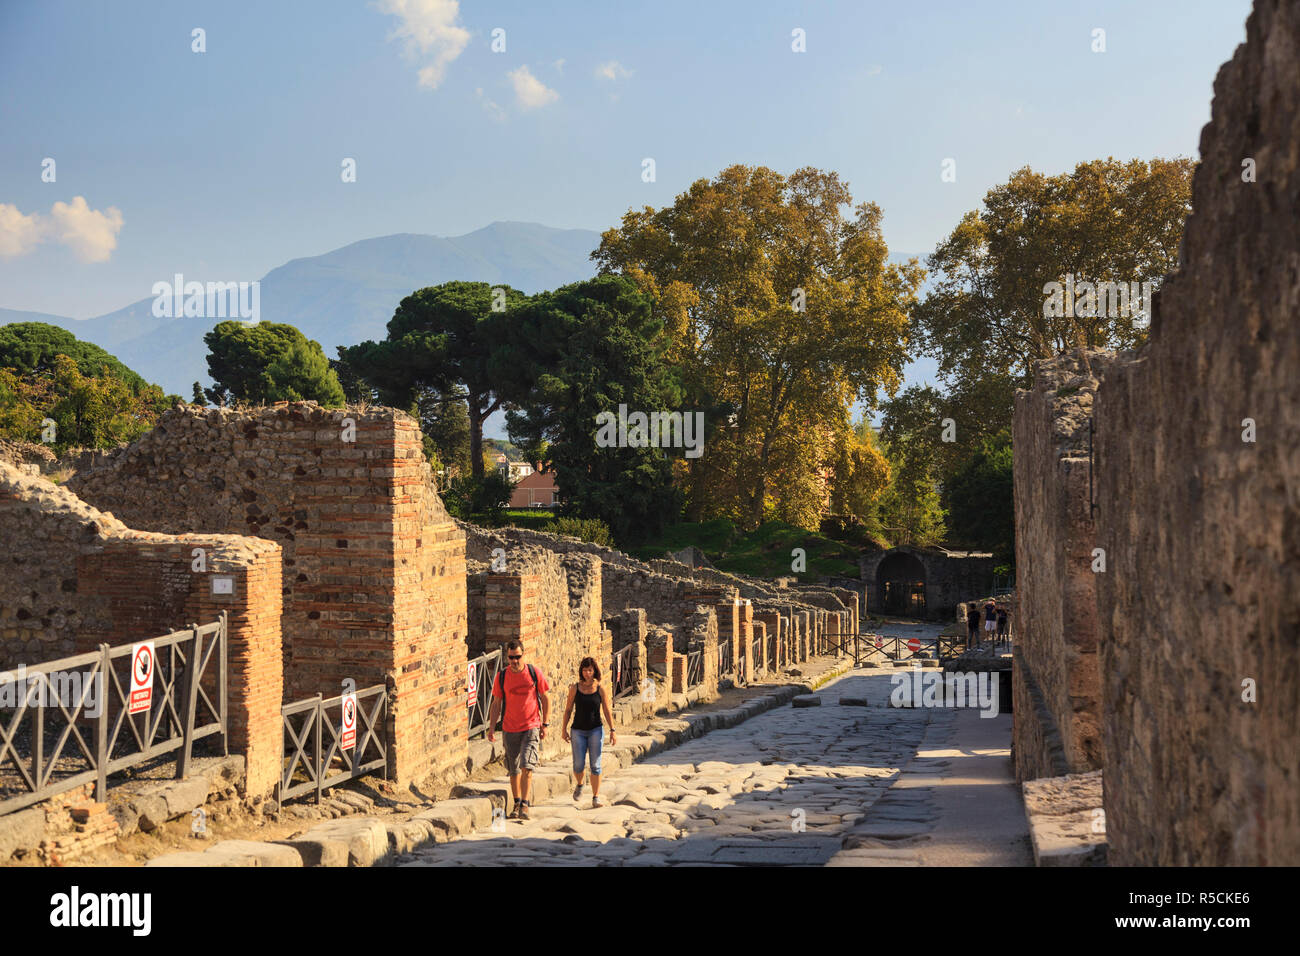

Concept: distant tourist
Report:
left=561, top=657, right=618, bottom=808
left=966, top=603, right=981, bottom=646
left=983, top=598, right=998, bottom=641
left=487, top=640, right=551, bottom=820
left=996, top=605, right=1010, bottom=644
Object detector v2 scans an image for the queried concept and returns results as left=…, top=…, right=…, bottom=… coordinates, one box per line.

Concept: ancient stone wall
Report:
left=1011, top=350, right=1110, bottom=782
left=66, top=403, right=467, bottom=786
left=0, top=462, right=283, bottom=798
left=1090, top=0, right=1300, bottom=866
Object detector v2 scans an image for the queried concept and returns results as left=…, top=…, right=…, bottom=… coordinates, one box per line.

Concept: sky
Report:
left=0, top=0, right=1254, bottom=395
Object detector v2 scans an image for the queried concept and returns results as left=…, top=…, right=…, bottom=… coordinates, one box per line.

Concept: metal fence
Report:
left=0, top=617, right=228, bottom=817
left=612, top=644, right=637, bottom=698
left=467, top=647, right=503, bottom=738
left=717, top=638, right=733, bottom=680
left=278, top=683, right=387, bottom=804
left=685, top=648, right=703, bottom=688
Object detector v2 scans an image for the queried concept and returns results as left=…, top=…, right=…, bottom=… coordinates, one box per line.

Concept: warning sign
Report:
left=341, top=693, right=357, bottom=751
left=467, top=661, right=477, bottom=707
left=129, top=642, right=155, bottom=715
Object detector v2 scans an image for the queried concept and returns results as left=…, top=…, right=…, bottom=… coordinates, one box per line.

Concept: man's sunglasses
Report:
left=508, top=654, right=522, bottom=660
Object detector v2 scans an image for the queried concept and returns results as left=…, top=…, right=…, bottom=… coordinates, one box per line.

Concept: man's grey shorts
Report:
left=504, top=729, right=541, bottom=776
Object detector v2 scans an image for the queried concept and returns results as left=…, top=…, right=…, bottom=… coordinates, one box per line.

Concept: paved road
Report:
left=398, top=669, right=1031, bottom=867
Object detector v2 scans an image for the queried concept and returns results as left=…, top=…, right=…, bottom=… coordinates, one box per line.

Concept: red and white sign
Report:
left=907, top=638, right=922, bottom=652
left=340, top=693, right=357, bottom=751
left=128, top=642, right=155, bottom=715
left=873, top=636, right=883, bottom=648
left=467, top=662, right=477, bottom=707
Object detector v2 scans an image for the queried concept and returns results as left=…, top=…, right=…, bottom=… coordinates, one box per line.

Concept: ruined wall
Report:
left=66, top=403, right=467, bottom=786
left=1011, top=351, right=1110, bottom=782
left=0, top=462, right=283, bottom=797
left=1091, top=0, right=1300, bottom=866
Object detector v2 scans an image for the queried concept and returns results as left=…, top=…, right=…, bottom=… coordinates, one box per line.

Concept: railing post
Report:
left=33, top=680, right=44, bottom=791
left=313, top=694, right=323, bottom=805
left=177, top=624, right=201, bottom=780
left=96, top=644, right=109, bottom=801
left=219, top=611, right=228, bottom=756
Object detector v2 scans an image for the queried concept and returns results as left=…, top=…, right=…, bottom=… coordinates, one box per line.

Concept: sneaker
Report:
left=591, top=795, right=604, bottom=809
left=518, top=800, right=530, bottom=820
left=572, top=784, right=584, bottom=802
left=508, top=801, right=521, bottom=819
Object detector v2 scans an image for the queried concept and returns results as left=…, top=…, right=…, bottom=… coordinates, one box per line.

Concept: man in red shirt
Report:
left=487, top=640, right=551, bottom=820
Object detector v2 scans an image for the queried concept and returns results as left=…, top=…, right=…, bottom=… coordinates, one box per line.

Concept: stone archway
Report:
left=875, top=550, right=927, bottom=616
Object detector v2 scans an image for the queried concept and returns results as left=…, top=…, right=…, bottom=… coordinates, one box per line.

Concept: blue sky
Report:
left=1, top=0, right=1253, bottom=387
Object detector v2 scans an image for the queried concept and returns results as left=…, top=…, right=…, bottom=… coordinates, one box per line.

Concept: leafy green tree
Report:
left=594, top=165, right=922, bottom=529
left=340, top=281, right=528, bottom=478
left=916, top=157, right=1193, bottom=442
left=943, top=429, right=1014, bottom=563
left=203, top=321, right=344, bottom=407
left=0, top=322, right=154, bottom=393
left=503, top=275, right=683, bottom=546
left=418, top=389, right=471, bottom=477
left=191, top=382, right=206, bottom=406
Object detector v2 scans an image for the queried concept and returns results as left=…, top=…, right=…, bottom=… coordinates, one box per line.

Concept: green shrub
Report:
left=442, top=471, right=514, bottom=521
left=550, top=516, right=613, bottom=547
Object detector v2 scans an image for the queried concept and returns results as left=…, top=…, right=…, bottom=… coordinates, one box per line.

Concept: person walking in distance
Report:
left=996, top=604, right=1010, bottom=647
left=983, top=597, right=998, bottom=645
left=966, top=602, right=981, bottom=648
left=486, top=640, right=550, bottom=820
left=561, top=657, right=618, bottom=808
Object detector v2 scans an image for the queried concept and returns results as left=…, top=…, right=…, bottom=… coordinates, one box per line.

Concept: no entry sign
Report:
left=907, top=638, right=922, bottom=652
left=341, top=693, right=357, bottom=751
left=129, top=641, right=155, bottom=715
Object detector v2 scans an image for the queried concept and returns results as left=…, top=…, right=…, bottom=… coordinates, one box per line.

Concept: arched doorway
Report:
left=876, top=551, right=927, bottom=616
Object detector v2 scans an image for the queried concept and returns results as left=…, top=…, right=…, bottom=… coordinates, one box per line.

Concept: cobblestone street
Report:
left=399, top=669, right=1030, bottom=867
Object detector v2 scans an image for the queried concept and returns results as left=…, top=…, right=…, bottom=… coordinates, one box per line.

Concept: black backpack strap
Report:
left=528, top=665, right=542, bottom=715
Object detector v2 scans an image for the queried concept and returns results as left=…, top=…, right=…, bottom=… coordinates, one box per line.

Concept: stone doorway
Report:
left=876, top=551, right=927, bottom=616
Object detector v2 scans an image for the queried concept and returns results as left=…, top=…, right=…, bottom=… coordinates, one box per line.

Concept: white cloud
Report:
left=48, top=196, right=124, bottom=262
left=0, top=203, right=43, bottom=258
left=0, top=197, right=123, bottom=262
left=553, top=58, right=566, bottom=73
left=508, top=65, right=559, bottom=109
left=595, top=60, right=632, bottom=82
left=475, top=87, right=506, bottom=122
left=866, top=64, right=883, bottom=76
left=377, top=0, right=470, bottom=90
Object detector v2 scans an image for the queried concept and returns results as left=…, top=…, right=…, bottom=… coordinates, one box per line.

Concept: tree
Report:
left=340, top=282, right=527, bottom=478
left=503, top=276, right=684, bottom=545
left=915, top=157, right=1193, bottom=442
left=203, top=321, right=344, bottom=407
left=0, top=324, right=173, bottom=450
left=944, top=429, right=1014, bottom=563
left=593, top=164, right=922, bottom=529
left=191, top=382, right=206, bottom=406
left=417, top=389, right=471, bottom=477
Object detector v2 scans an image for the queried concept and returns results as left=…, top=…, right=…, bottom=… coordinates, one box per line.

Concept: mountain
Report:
left=3, top=222, right=604, bottom=397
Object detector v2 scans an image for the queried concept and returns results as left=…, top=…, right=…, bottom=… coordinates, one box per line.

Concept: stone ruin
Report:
left=1012, top=0, right=1299, bottom=866
left=1, top=401, right=858, bottom=831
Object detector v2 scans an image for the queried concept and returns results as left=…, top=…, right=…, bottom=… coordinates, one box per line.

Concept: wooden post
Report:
left=177, top=624, right=201, bottom=780
left=95, top=644, right=109, bottom=801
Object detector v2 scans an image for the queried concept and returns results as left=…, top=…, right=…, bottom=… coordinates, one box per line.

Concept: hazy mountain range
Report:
left=0, top=221, right=928, bottom=399
left=0, top=222, right=605, bottom=397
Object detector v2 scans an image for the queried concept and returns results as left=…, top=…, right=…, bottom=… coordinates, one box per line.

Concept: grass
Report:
left=632, top=518, right=861, bottom=580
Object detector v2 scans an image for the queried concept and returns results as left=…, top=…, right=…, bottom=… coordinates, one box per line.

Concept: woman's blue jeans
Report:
left=571, top=726, right=603, bottom=776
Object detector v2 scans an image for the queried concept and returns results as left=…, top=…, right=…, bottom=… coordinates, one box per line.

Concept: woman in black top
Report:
left=562, top=656, right=617, bottom=808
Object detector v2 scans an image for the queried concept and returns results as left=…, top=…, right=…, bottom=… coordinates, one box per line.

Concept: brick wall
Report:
left=67, top=404, right=467, bottom=786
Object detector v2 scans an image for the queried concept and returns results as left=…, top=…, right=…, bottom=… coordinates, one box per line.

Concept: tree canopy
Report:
left=203, top=320, right=344, bottom=407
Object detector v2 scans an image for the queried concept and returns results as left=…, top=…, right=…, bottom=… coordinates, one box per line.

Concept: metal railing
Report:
left=612, top=644, right=637, bottom=698
left=685, top=648, right=703, bottom=688
left=467, top=647, right=503, bottom=738
left=278, top=684, right=387, bottom=805
left=717, top=637, right=733, bottom=679
left=1, top=616, right=228, bottom=817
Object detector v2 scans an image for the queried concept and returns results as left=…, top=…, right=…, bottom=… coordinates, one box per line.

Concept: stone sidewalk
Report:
left=143, top=654, right=857, bottom=866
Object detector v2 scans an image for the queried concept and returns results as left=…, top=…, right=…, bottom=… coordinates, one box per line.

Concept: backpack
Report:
left=496, top=664, right=543, bottom=731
